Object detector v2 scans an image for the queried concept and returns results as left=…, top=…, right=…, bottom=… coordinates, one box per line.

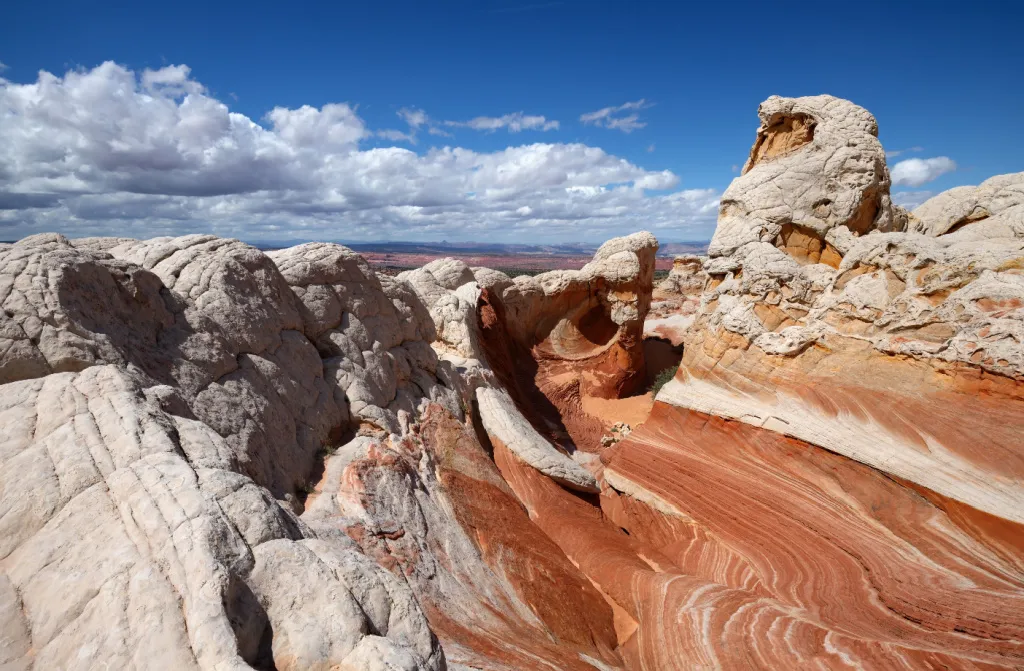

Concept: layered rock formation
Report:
left=655, top=96, right=1024, bottom=524
left=646, top=254, right=707, bottom=346
left=1, top=94, right=1023, bottom=671
left=0, top=230, right=653, bottom=670
left=602, top=96, right=1024, bottom=667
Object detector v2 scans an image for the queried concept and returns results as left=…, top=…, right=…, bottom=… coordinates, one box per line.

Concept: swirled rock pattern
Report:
left=0, top=230, right=645, bottom=670
left=593, top=95, right=1024, bottom=668
left=665, top=95, right=1024, bottom=523
left=599, top=403, right=1024, bottom=668
left=2, top=94, right=1024, bottom=671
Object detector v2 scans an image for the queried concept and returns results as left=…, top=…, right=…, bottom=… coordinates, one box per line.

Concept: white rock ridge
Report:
left=0, top=229, right=654, bottom=669
left=0, top=233, right=446, bottom=670
left=476, top=387, right=600, bottom=493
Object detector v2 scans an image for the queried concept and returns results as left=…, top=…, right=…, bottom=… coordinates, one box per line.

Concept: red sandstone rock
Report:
left=2, top=96, right=1023, bottom=671
left=599, top=403, right=1024, bottom=668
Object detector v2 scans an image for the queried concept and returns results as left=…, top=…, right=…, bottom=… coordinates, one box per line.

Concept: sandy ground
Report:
left=582, top=393, right=655, bottom=430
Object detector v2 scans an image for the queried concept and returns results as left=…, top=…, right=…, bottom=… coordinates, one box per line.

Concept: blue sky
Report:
left=1, top=0, right=1021, bottom=243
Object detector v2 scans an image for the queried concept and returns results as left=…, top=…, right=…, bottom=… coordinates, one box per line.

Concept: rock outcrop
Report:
left=476, top=386, right=599, bottom=492
left=646, top=254, right=707, bottom=345
left=0, top=235, right=444, bottom=670
left=910, top=171, right=1024, bottom=237
left=711, top=95, right=904, bottom=263
left=0, top=232, right=641, bottom=670
left=603, top=95, right=1024, bottom=667
left=654, top=95, right=1024, bottom=524
left=2, top=93, right=1024, bottom=671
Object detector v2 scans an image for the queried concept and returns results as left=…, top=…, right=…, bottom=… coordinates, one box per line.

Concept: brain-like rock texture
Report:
left=596, top=95, right=1024, bottom=667
left=712, top=95, right=903, bottom=264
left=910, top=171, right=1024, bottom=237
left=660, top=96, right=1024, bottom=525
left=0, top=230, right=645, bottom=670
left=2, top=94, right=1024, bottom=671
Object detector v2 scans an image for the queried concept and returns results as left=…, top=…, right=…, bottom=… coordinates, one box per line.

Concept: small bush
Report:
left=649, top=366, right=677, bottom=396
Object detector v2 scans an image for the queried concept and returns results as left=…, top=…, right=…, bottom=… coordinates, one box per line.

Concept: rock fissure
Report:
left=2, top=97, right=1024, bottom=670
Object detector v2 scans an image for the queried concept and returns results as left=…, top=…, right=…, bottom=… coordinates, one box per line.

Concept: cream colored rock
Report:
left=399, top=258, right=483, bottom=359
left=654, top=254, right=706, bottom=300
left=270, top=243, right=462, bottom=437
left=0, top=234, right=449, bottom=670
left=0, top=365, right=442, bottom=670
left=910, top=171, right=1024, bottom=237
left=711, top=95, right=901, bottom=262
left=663, top=94, right=1024, bottom=526
left=0, top=233, right=235, bottom=393
left=646, top=254, right=708, bottom=342
left=476, top=387, right=600, bottom=492
left=78, top=234, right=305, bottom=356
left=247, top=539, right=442, bottom=671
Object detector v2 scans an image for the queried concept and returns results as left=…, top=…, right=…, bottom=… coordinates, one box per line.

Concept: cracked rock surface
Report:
left=3, top=94, right=1024, bottom=671
left=662, top=95, right=1024, bottom=522
left=0, top=230, right=643, bottom=670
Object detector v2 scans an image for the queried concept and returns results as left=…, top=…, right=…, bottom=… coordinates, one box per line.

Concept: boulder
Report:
left=712, top=95, right=903, bottom=263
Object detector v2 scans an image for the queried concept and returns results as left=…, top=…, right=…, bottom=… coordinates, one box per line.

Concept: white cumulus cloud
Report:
left=580, top=99, right=651, bottom=133
left=377, top=128, right=415, bottom=143
left=891, top=156, right=956, bottom=187
left=0, top=62, right=720, bottom=242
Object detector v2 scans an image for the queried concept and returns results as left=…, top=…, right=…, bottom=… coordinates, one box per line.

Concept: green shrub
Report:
left=649, top=366, right=677, bottom=396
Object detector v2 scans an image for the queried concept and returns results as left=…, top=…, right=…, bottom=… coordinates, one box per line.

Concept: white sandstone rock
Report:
left=476, top=387, right=600, bottom=493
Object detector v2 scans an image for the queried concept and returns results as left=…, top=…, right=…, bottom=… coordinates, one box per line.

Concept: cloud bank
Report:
left=890, top=190, right=935, bottom=211
left=0, top=63, right=717, bottom=242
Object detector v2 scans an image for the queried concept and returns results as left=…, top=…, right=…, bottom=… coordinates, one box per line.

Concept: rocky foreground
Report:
left=1, top=95, right=1023, bottom=670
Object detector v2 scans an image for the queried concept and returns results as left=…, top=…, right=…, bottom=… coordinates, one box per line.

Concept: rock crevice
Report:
left=2, top=94, right=1024, bottom=671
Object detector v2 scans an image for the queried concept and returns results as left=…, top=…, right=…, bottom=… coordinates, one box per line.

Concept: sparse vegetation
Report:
left=649, top=366, right=677, bottom=396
